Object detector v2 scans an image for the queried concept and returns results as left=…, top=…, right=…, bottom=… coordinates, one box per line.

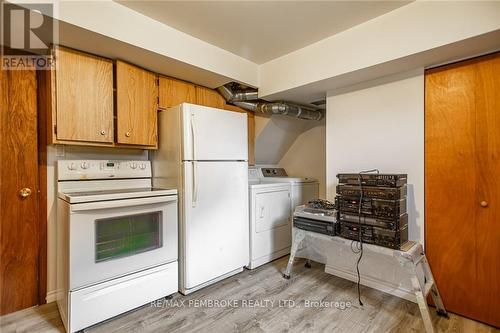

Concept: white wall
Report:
left=278, top=120, right=326, bottom=198
left=19, top=1, right=259, bottom=88
left=260, top=1, right=500, bottom=100
left=326, top=70, right=424, bottom=243
left=254, top=115, right=326, bottom=198
left=254, top=115, right=310, bottom=165
left=46, top=145, right=147, bottom=302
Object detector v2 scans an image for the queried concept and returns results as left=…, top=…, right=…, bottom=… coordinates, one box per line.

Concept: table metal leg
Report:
left=283, top=228, right=305, bottom=279
left=411, top=275, right=436, bottom=333
left=421, top=256, right=448, bottom=318
left=397, top=249, right=448, bottom=333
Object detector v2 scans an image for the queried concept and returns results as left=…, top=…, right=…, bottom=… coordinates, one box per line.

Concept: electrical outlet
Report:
left=55, top=145, right=65, bottom=157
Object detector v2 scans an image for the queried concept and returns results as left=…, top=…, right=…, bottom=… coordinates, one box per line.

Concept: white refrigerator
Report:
left=153, top=103, right=249, bottom=295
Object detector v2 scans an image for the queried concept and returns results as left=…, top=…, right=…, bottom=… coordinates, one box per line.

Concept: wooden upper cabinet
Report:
left=195, top=86, right=226, bottom=109
left=116, top=61, right=158, bottom=147
left=53, top=47, right=114, bottom=143
left=158, top=76, right=196, bottom=109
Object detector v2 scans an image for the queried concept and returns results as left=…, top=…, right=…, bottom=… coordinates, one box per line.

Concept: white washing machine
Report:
left=247, top=167, right=319, bottom=269
left=258, top=167, right=319, bottom=211
left=248, top=168, right=292, bottom=269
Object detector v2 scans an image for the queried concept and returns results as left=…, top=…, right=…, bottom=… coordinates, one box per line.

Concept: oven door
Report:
left=68, top=195, right=177, bottom=290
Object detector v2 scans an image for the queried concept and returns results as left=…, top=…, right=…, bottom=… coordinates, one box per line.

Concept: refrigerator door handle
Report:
left=190, top=113, right=198, bottom=207
left=190, top=113, right=196, bottom=161
left=192, top=161, right=198, bottom=207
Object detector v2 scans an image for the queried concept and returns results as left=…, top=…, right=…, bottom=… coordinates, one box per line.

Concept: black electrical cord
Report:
left=354, top=169, right=379, bottom=306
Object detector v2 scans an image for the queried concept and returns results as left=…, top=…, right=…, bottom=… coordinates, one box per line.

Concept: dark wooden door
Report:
left=425, top=53, right=500, bottom=327
left=0, top=65, right=40, bottom=315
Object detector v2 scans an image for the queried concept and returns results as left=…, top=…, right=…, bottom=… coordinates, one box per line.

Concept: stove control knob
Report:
left=81, top=162, right=90, bottom=169
left=139, top=163, right=147, bottom=170
left=67, top=163, right=77, bottom=171
left=130, top=162, right=138, bottom=169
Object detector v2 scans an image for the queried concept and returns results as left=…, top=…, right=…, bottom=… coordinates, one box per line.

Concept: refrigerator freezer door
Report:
left=182, top=161, right=249, bottom=290
left=182, top=104, right=248, bottom=161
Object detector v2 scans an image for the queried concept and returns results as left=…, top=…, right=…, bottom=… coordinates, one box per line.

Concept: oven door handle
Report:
left=70, top=195, right=177, bottom=212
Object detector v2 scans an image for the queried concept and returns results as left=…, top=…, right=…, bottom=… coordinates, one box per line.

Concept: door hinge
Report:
left=54, top=125, right=57, bottom=134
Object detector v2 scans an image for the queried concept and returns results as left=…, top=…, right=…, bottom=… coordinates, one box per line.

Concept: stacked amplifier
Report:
left=336, top=173, right=408, bottom=249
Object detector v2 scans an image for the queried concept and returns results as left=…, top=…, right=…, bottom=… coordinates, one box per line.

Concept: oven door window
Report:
left=95, top=211, right=162, bottom=262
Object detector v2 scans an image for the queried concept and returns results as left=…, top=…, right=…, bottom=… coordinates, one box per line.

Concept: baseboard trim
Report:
left=45, top=290, right=57, bottom=303
left=324, top=264, right=416, bottom=303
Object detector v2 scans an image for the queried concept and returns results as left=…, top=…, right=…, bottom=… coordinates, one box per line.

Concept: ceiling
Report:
left=116, top=1, right=411, bottom=64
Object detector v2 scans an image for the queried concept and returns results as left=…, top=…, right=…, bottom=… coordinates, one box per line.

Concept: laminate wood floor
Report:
left=1, top=258, right=497, bottom=333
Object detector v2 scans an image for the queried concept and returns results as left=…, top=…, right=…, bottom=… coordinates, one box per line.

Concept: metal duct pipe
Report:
left=217, top=84, right=323, bottom=121
left=257, top=102, right=323, bottom=121
left=217, top=85, right=259, bottom=102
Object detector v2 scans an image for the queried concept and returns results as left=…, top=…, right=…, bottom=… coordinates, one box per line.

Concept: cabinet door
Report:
left=195, top=86, right=226, bottom=109
left=158, top=76, right=196, bottom=109
left=55, top=47, right=113, bottom=143
left=116, top=61, right=158, bottom=147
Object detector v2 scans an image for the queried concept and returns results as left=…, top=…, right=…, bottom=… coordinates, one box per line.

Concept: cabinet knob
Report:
left=100, top=130, right=106, bottom=135
left=19, top=188, right=32, bottom=198
left=125, top=131, right=131, bottom=137
left=480, top=201, right=488, bottom=208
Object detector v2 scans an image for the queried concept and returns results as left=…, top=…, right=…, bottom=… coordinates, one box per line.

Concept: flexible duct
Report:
left=217, top=85, right=259, bottom=102
left=217, top=85, right=323, bottom=121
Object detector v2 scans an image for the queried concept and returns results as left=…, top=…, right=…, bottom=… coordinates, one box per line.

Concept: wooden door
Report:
left=474, top=54, right=500, bottom=327
left=0, top=65, right=40, bottom=315
left=116, top=61, right=158, bottom=147
left=55, top=47, right=114, bottom=143
left=158, top=76, right=196, bottom=109
left=195, top=86, right=226, bottom=109
left=425, top=53, right=500, bottom=327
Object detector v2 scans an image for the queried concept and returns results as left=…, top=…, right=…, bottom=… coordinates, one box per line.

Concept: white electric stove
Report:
left=56, top=160, right=178, bottom=333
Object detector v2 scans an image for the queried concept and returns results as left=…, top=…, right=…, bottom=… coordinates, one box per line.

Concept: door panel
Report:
left=182, top=104, right=248, bottom=161
left=55, top=47, right=114, bottom=143
left=425, top=53, right=500, bottom=327
left=255, top=190, right=290, bottom=233
left=116, top=61, right=158, bottom=146
left=474, top=55, right=500, bottom=327
left=224, top=104, right=256, bottom=165
left=182, top=161, right=249, bottom=289
left=68, top=201, right=177, bottom=289
left=426, top=63, right=478, bottom=319
left=0, top=66, right=40, bottom=315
